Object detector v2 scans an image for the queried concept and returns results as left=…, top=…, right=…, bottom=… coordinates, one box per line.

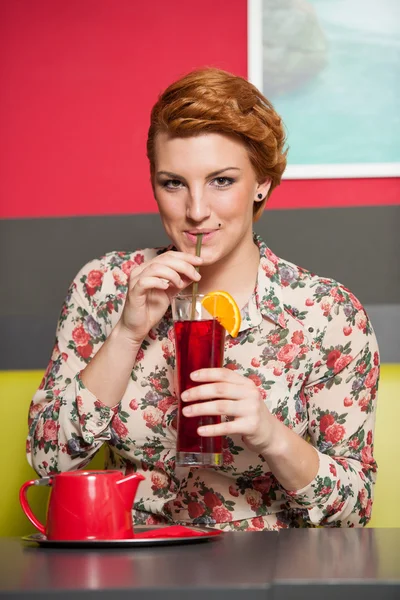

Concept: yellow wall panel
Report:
left=0, top=365, right=398, bottom=536
left=0, top=371, right=104, bottom=537
left=367, top=364, right=400, bottom=528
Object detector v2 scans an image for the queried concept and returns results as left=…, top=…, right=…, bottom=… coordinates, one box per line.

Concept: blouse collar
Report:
left=253, top=234, right=288, bottom=329
left=164, top=233, right=288, bottom=332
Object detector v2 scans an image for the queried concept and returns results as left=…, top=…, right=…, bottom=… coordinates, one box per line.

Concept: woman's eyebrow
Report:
left=156, top=167, right=242, bottom=179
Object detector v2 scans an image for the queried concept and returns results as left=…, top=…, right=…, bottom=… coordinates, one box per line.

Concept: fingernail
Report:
left=195, top=256, right=203, bottom=263
left=183, top=406, right=192, bottom=415
left=198, top=426, right=208, bottom=434
left=181, top=392, right=188, bottom=401
left=191, top=371, right=199, bottom=380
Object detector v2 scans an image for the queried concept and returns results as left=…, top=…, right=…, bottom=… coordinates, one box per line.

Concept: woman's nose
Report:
left=186, top=189, right=211, bottom=222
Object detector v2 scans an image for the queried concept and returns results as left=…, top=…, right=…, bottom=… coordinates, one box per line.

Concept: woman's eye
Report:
left=161, top=177, right=234, bottom=190
left=212, top=177, right=234, bottom=188
left=163, top=179, right=183, bottom=189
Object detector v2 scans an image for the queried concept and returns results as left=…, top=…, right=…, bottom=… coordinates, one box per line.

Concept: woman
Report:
left=27, top=68, right=379, bottom=530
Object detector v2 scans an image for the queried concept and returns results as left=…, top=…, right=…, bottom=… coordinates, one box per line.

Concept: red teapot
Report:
left=19, top=470, right=145, bottom=541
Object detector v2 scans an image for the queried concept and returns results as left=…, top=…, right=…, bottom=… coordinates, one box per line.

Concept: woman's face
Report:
left=153, top=132, right=270, bottom=265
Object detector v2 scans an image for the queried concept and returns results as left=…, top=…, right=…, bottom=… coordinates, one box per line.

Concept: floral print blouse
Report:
left=27, top=235, right=379, bottom=531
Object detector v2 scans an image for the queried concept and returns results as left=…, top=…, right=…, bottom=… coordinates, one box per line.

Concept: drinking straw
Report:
left=190, top=233, right=203, bottom=320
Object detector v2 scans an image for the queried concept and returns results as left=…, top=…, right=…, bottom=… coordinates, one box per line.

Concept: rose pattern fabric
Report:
left=27, top=236, right=379, bottom=530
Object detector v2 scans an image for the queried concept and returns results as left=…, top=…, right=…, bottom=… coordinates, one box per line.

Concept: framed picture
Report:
left=248, top=0, right=400, bottom=178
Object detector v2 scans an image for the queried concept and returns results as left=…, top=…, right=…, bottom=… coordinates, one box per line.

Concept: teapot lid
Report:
left=52, top=470, right=124, bottom=478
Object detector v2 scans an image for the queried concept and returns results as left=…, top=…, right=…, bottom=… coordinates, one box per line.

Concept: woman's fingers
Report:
left=134, top=276, right=170, bottom=295
left=156, top=254, right=202, bottom=283
left=182, top=398, right=244, bottom=418
left=181, top=382, right=245, bottom=403
left=130, top=256, right=202, bottom=289
left=140, top=264, right=186, bottom=290
left=189, top=368, right=248, bottom=386
left=197, top=418, right=252, bottom=437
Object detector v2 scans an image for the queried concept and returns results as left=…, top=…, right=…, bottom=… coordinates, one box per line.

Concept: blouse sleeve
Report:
left=285, top=301, right=380, bottom=527
left=26, top=257, right=119, bottom=477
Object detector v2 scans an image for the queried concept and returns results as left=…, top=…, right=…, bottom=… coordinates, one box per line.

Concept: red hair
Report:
left=147, top=67, right=287, bottom=221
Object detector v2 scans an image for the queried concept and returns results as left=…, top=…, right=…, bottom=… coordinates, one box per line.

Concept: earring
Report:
left=257, top=193, right=263, bottom=200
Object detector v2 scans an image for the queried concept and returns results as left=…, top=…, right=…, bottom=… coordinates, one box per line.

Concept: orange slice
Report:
left=201, top=291, right=241, bottom=338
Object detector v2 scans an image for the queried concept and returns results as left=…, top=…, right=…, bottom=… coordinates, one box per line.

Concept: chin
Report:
left=199, top=244, right=228, bottom=266
left=172, top=231, right=233, bottom=264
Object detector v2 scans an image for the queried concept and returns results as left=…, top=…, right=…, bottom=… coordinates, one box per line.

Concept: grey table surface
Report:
left=0, top=529, right=399, bottom=599
left=274, top=528, right=400, bottom=600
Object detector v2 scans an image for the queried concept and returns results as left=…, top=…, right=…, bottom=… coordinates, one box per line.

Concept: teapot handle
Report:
left=19, top=477, right=53, bottom=534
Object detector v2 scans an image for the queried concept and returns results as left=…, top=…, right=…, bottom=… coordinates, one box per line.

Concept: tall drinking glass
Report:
left=172, top=294, right=225, bottom=467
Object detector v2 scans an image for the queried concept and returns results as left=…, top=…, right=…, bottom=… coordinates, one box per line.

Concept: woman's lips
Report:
left=184, top=230, right=218, bottom=244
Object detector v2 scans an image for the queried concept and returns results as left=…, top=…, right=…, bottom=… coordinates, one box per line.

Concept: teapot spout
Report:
left=117, top=472, right=145, bottom=510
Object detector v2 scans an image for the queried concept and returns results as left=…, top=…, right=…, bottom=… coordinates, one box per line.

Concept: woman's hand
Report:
left=180, top=368, right=277, bottom=455
left=118, top=251, right=203, bottom=344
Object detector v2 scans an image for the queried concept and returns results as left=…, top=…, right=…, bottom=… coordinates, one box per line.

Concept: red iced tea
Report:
left=174, top=319, right=225, bottom=462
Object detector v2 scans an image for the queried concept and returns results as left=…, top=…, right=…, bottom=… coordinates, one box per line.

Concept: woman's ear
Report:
left=256, top=178, right=272, bottom=201
left=253, top=178, right=273, bottom=222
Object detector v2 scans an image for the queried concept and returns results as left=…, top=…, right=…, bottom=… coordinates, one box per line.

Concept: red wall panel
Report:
left=268, top=177, right=400, bottom=210
left=0, top=0, right=398, bottom=219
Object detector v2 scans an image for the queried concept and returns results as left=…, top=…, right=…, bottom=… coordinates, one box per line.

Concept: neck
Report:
left=197, top=233, right=260, bottom=308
